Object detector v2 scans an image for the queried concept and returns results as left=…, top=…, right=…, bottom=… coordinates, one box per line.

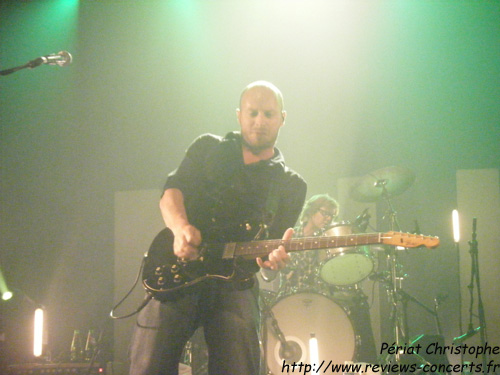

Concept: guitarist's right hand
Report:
left=172, top=224, right=202, bottom=261
left=160, top=189, right=202, bottom=261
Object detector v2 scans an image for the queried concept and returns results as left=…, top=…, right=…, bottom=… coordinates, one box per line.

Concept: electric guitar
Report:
left=142, top=228, right=439, bottom=301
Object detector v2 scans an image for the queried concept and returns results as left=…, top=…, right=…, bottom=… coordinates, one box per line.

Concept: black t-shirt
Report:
left=164, top=132, right=307, bottom=244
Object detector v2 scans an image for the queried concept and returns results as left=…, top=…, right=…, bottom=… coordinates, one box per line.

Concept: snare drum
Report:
left=319, top=223, right=374, bottom=286
left=265, top=292, right=356, bottom=374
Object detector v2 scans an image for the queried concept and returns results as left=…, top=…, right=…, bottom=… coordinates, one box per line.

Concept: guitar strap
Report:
left=265, top=175, right=282, bottom=224
left=254, top=170, right=283, bottom=240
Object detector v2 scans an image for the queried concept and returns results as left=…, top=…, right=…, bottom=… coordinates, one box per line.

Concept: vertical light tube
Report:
left=452, top=209, right=460, bottom=243
left=453, top=209, right=464, bottom=342
left=0, top=266, right=13, bottom=300
left=309, top=333, right=318, bottom=368
left=34, top=308, right=44, bottom=357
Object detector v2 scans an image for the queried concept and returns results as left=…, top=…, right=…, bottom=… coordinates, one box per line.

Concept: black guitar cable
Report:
left=109, top=256, right=152, bottom=320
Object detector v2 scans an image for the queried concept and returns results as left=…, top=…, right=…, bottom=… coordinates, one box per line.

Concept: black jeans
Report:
left=129, top=282, right=261, bottom=375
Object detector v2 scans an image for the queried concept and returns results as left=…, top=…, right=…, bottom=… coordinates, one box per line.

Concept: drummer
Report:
left=293, top=193, right=339, bottom=237
left=261, top=194, right=379, bottom=365
left=261, top=194, right=339, bottom=296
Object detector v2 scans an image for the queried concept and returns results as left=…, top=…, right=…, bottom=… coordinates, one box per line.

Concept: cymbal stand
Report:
left=377, top=179, right=402, bottom=232
left=377, top=182, right=407, bottom=369
left=385, top=246, right=408, bottom=358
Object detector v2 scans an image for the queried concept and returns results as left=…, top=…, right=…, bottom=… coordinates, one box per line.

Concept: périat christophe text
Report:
left=280, top=341, right=500, bottom=374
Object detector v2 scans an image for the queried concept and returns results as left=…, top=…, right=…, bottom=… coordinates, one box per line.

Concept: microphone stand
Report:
left=398, top=290, right=443, bottom=336
left=379, top=180, right=402, bottom=233
left=260, top=292, right=302, bottom=374
left=0, top=57, right=45, bottom=76
left=465, top=218, right=488, bottom=374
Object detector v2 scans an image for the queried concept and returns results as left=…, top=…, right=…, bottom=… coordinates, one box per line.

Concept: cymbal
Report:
left=350, top=166, right=416, bottom=202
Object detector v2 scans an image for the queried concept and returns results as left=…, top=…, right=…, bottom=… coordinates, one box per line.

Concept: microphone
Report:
left=40, top=51, right=72, bottom=67
left=0, top=51, right=72, bottom=76
left=453, top=326, right=481, bottom=344
left=352, top=208, right=370, bottom=232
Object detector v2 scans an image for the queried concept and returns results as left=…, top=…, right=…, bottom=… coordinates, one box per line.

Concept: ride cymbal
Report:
left=350, top=166, right=416, bottom=202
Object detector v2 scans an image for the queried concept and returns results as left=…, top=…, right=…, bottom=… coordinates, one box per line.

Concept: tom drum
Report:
left=319, top=223, right=374, bottom=286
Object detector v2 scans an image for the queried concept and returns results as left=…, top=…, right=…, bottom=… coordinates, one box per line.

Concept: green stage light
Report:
left=2, top=291, right=13, bottom=301
left=0, top=266, right=12, bottom=301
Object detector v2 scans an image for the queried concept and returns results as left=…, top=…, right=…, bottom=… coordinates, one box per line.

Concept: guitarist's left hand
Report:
left=256, top=227, right=293, bottom=271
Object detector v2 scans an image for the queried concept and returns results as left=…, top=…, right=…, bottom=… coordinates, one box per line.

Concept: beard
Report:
left=241, top=132, right=278, bottom=155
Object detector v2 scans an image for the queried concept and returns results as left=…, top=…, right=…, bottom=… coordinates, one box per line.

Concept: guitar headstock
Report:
left=382, top=231, right=440, bottom=249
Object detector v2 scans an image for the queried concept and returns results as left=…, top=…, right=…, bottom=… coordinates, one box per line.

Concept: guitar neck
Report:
left=223, top=233, right=384, bottom=260
left=222, top=231, right=440, bottom=260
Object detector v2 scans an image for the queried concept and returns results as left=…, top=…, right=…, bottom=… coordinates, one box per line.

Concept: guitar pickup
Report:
left=222, top=242, right=236, bottom=259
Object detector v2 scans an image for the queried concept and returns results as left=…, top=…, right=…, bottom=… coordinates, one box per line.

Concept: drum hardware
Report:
left=349, top=166, right=416, bottom=204
left=264, top=292, right=356, bottom=375
left=354, top=167, right=444, bottom=374
left=319, top=222, right=375, bottom=286
left=259, top=291, right=303, bottom=373
left=351, top=207, right=371, bottom=233
left=382, top=210, right=408, bottom=369
left=352, top=167, right=412, bottom=372
left=377, top=246, right=449, bottom=375
left=384, top=245, right=408, bottom=358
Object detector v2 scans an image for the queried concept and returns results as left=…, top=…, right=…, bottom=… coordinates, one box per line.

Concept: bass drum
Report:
left=265, top=292, right=356, bottom=374
left=319, top=223, right=374, bottom=286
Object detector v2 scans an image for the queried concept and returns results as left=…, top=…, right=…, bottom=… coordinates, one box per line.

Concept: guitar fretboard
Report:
left=224, top=233, right=384, bottom=260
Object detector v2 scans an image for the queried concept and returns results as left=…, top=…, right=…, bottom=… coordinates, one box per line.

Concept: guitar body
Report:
left=142, top=228, right=258, bottom=302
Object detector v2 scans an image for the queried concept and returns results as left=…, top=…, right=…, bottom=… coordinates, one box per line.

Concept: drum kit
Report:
left=262, top=166, right=426, bottom=375
left=184, top=166, right=431, bottom=375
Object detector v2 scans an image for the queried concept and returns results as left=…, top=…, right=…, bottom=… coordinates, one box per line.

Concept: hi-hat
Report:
left=350, top=166, right=416, bottom=202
